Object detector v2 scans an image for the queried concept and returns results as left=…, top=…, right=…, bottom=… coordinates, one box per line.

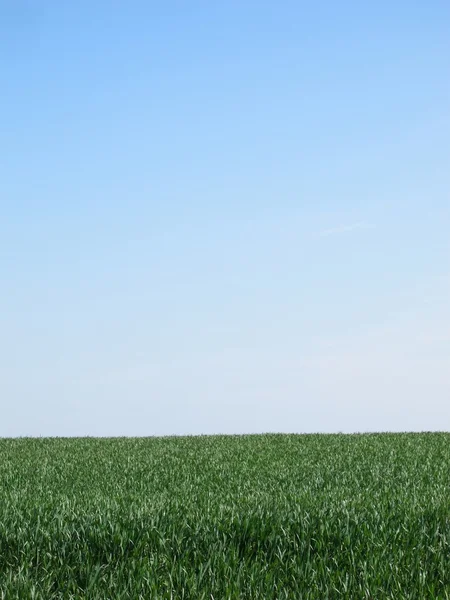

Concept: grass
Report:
left=0, top=432, right=449, bottom=599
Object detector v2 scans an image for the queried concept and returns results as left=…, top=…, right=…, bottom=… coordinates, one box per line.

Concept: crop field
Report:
left=0, top=433, right=449, bottom=599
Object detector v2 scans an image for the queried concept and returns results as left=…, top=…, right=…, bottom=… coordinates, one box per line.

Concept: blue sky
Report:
left=1, top=1, right=449, bottom=436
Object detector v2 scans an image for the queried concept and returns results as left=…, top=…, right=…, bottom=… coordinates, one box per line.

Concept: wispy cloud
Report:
left=315, top=221, right=375, bottom=238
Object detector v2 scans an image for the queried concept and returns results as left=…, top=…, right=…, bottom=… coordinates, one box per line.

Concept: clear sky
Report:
left=1, top=1, right=449, bottom=436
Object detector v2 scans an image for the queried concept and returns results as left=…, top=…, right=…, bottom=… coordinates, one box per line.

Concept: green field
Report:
left=0, top=433, right=449, bottom=599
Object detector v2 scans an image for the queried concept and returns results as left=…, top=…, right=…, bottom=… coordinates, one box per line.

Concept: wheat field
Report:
left=0, top=433, right=448, bottom=598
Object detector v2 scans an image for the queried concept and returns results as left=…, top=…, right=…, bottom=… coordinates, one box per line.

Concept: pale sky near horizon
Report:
left=1, top=1, right=449, bottom=436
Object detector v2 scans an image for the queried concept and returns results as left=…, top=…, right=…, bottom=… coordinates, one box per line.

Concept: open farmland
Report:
left=0, top=433, right=449, bottom=599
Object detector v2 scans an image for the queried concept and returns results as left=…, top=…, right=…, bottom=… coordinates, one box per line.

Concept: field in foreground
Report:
left=0, top=433, right=449, bottom=599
